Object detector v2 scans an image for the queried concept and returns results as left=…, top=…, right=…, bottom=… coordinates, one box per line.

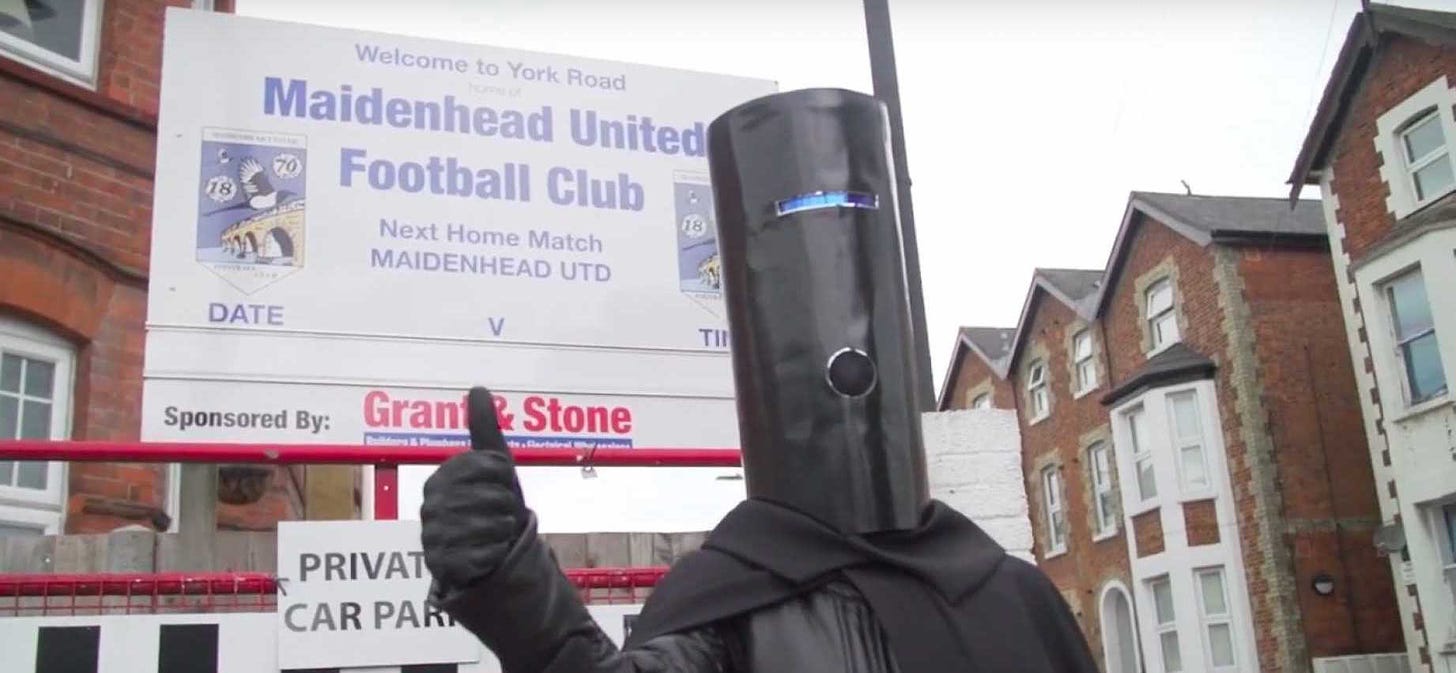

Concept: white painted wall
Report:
left=921, top=408, right=1035, bottom=562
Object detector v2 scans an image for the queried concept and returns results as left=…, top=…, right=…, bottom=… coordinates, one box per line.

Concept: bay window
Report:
left=1149, top=576, right=1182, bottom=673
left=1125, top=405, right=1156, bottom=502
left=1167, top=391, right=1210, bottom=492
left=1383, top=268, right=1447, bottom=405
left=1195, top=567, right=1237, bottom=670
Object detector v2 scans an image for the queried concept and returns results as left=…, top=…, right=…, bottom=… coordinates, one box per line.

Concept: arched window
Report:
left=971, top=392, right=991, bottom=409
left=0, top=314, right=74, bottom=535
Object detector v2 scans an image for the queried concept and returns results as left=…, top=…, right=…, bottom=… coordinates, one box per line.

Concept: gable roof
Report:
left=935, top=326, right=1015, bottom=410
left=1092, top=192, right=1327, bottom=316
left=1288, top=3, right=1456, bottom=199
left=1004, top=267, right=1104, bottom=372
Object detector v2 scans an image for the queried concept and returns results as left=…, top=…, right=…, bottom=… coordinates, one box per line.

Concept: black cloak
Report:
left=624, top=498, right=1099, bottom=673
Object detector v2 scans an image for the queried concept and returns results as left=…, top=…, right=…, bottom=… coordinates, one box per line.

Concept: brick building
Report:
left=936, top=326, right=1016, bottom=411
left=941, top=192, right=1407, bottom=672
left=0, top=0, right=343, bottom=536
left=1288, top=5, right=1456, bottom=671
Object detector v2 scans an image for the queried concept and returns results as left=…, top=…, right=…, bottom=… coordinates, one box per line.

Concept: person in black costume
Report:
left=419, top=88, right=1100, bottom=673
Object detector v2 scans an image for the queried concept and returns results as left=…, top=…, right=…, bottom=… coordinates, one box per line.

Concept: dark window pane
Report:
left=1404, top=332, right=1449, bottom=402
left=16, top=460, right=45, bottom=489
left=0, top=395, right=17, bottom=438
left=1389, top=273, right=1435, bottom=337
left=20, top=399, right=50, bottom=439
left=0, top=0, right=85, bottom=61
left=24, top=357, right=54, bottom=398
left=0, top=354, right=20, bottom=393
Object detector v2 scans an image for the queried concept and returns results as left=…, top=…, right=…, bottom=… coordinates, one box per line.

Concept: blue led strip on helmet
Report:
left=774, top=190, right=879, bottom=217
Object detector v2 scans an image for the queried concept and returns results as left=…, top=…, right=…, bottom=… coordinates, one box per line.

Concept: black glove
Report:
left=420, top=386, right=528, bottom=591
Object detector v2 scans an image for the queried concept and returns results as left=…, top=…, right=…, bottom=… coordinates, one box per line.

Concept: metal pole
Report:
left=862, top=0, right=935, bottom=411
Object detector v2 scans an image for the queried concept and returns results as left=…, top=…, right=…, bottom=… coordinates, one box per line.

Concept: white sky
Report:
left=231, top=0, right=1456, bottom=532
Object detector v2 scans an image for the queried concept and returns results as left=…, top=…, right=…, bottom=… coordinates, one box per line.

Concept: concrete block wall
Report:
left=922, top=408, right=1034, bottom=562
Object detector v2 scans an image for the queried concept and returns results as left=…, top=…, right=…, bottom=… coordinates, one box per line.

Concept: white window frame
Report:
left=1194, top=566, right=1238, bottom=671
left=1432, top=500, right=1456, bottom=609
left=0, top=314, right=74, bottom=534
left=1027, top=360, right=1049, bottom=421
left=1145, top=279, right=1180, bottom=353
left=1042, top=465, right=1067, bottom=556
left=1089, top=440, right=1118, bottom=539
left=1148, top=575, right=1183, bottom=673
left=1375, top=77, right=1456, bottom=218
left=971, top=392, right=991, bottom=409
left=1123, top=405, right=1157, bottom=505
left=0, top=0, right=106, bottom=90
left=1166, top=390, right=1213, bottom=496
left=1073, top=329, right=1097, bottom=395
left=1399, top=108, right=1456, bottom=206
left=1380, top=266, right=1448, bottom=407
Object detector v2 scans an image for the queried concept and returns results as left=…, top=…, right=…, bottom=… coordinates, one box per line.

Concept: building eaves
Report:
left=1287, top=3, right=1456, bottom=199
left=935, top=326, right=1016, bottom=410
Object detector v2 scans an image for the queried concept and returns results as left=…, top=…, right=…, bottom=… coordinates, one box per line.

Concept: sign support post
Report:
left=862, top=0, right=934, bottom=411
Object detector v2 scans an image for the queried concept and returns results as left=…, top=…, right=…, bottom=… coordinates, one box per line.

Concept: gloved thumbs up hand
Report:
left=420, top=386, right=529, bottom=591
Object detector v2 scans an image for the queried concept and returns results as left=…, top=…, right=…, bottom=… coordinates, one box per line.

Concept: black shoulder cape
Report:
left=623, top=498, right=1098, bottom=673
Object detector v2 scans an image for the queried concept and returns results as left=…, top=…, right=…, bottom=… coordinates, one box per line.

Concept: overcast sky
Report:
left=232, top=0, right=1454, bottom=531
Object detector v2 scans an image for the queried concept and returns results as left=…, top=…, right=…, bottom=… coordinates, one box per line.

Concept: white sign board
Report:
left=145, top=8, right=775, bottom=530
left=149, top=8, right=778, bottom=352
left=276, top=520, right=477, bottom=669
left=0, top=599, right=643, bottom=673
left=140, top=379, right=745, bottom=532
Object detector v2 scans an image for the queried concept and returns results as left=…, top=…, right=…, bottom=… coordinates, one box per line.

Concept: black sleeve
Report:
left=1010, top=557, right=1100, bottom=673
left=431, top=512, right=733, bottom=673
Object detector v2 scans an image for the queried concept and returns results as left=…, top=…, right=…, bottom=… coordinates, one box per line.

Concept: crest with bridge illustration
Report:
left=195, top=127, right=308, bottom=295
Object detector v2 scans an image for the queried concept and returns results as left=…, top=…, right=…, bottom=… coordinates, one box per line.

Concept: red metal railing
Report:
left=0, top=439, right=729, bottom=615
left=0, top=568, right=669, bottom=616
left=0, top=439, right=741, bottom=519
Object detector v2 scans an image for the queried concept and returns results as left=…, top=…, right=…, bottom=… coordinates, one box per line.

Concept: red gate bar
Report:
left=0, top=568, right=671, bottom=616
left=0, top=440, right=742, bottom=467
left=0, top=440, right=743, bottom=521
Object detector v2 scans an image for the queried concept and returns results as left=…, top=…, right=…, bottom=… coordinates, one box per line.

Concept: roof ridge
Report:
left=1133, top=190, right=1321, bottom=203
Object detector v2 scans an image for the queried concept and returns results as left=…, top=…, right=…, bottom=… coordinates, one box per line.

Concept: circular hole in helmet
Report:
left=826, top=347, right=877, bottom=398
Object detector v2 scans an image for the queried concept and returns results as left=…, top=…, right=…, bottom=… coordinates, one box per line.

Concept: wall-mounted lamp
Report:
left=1311, top=573, right=1336, bottom=596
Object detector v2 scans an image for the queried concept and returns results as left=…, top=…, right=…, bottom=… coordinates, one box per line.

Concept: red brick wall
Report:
left=1010, top=292, right=1131, bottom=666
left=1133, top=510, right=1164, bottom=557
left=0, top=0, right=304, bottom=533
left=1184, top=499, right=1220, bottom=546
left=944, top=348, right=1015, bottom=410
left=1328, top=35, right=1456, bottom=262
left=1239, top=245, right=1403, bottom=656
left=1098, top=213, right=1402, bottom=668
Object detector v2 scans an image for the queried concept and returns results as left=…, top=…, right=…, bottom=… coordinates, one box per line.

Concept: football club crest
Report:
left=674, top=170, right=723, bottom=320
left=195, top=127, right=307, bottom=294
